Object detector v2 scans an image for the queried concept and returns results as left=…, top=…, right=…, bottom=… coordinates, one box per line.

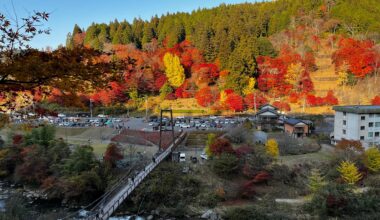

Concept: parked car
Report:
left=179, top=153, right=186, bottom=162
left=180, top=123, right=191, bottom=128
left=190, top=156, right=198, bottom=163
left=200, top=153, right=208, bottom=160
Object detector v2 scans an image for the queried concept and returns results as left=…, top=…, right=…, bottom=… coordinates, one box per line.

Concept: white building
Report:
left=332, top=105, right=380, bottom=148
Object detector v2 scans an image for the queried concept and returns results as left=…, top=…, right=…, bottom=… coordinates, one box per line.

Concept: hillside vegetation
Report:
left=19, top=0, right=380, bottom=114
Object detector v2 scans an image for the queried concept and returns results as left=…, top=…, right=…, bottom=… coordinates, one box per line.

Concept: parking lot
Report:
left=10, top=113, right=248, bottom=132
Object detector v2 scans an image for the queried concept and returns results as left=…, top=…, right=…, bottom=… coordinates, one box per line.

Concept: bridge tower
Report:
left=158, top=109, right=175, bottom=151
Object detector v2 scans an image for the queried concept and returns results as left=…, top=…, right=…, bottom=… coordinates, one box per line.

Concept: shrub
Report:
left=363, top=147, right=380, bottom=173
left=210, top=138, right=234, bottom=156
left=205, top=133, right=217, bottom=157
left=265, top=139, right=279, bottom=158
left=211, top=153, right=240, bottom=177
left=305, top=183, right=380, bottom=218
left=277, top=135, right=320, bottom=155
left=224, top=206, right=291, bottom=220
left=242, top=146, right=272, bottom=177
left=224, top=207, right=270, bottom=220
left=197, top=191, right=222, bottom=208
left=308, top=168, right=327, bottom=194
left=104, top=143, right=123, bottom=168
left=336, top=139, right=364, bottom=153
left=225, top=127, right=249, bottom=144
left=364, top=175, right=380, bottom=188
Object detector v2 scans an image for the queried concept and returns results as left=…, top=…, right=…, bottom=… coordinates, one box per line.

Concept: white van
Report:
left=179, top=153, right=186, bottom=162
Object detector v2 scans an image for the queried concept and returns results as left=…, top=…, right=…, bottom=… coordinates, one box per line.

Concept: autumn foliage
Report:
left=372, top=96, right=380, bottom=105
left=265, top=139, right=279, bottom=158
left=210, top=138, right=235, bottom=156
left=195, top=87, right=217, bottom=107
left=272, top=101, right=291, bottom=112
left=104, top=143, right=124, bottom=168
left=306, top=90, right=339, bottom=107
left=333, top=38, right=376, bottom=78
left=225, top=92, right=244, bottom=112
left=336, top=139, right=364, bottom=153
left=337, top=160, right=363, bottom=185
left=244, top=92, right=268, bottom=110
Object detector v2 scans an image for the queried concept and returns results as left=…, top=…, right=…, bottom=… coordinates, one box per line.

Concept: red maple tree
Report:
left=226, top=92, right=244, bottom=112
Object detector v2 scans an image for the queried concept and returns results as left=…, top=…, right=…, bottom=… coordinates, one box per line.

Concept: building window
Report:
left=370, top=114, right=374, bottom=118
left=375, top=132, right=380, bottom=137
left=360, top=126, right=365, bottom=130
left=361, top=116, right=366, bottom=120
left=343, top=112, right=346, bottom=116
left=369, top=122, right=374, bottom=127
left=369, top=132, right=374, bottom=138
left=343, top=120, right=346, bottom=125
left=343, top=129, right=346, bottom=135
left=376, top=122, right=380, bottom=127
left=360, top=136, right=365, bottom=140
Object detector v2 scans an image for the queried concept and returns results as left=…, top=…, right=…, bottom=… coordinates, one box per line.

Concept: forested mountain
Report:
left=57, top=0, right=380, bottom=112
left=66, top=0, right=380, bottom=67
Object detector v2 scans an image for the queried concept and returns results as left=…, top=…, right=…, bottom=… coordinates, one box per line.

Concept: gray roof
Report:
left=259, top=104, right=278, bottom=110
left=333, top=105, right=380, bottom=114
left=284, top=118, right=307, bottom=126
left=256, top=108, right=280, bottom=116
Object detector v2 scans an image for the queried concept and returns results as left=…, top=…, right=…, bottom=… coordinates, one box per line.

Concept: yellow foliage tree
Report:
left=220, top=90, right=227, bottom=104
left=243, top=77, right=256, bottom=95
left=363, top=147, right=380, bottom=173
left=337, top=71, right=348, bottom=86
left=265, top=138, right=279, bottom=158
left=163, top=53, right=185, bottom=88
left=205, top=133, right=216, bottom=157
left=286, top=63, right=304, bottom=86
left=337, top=160, right=362, bottom=185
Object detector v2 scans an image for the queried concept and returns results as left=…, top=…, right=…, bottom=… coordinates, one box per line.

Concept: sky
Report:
left=1, top=0, right=258, bottom=49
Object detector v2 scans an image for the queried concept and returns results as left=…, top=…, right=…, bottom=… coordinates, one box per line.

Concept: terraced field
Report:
left=310, top=48, right=339, bottom=97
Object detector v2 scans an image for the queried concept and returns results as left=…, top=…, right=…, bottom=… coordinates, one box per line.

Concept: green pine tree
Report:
left=308, top=168, right=327, bottom=194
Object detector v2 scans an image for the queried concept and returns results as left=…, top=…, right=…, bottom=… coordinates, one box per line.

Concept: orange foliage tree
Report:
left=104, top=143, right=124, bottom=168
left=210, top=138, right=235, bottom=156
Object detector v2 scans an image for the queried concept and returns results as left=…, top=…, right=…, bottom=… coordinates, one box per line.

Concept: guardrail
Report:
left=88, top=131, right=186, bottom=220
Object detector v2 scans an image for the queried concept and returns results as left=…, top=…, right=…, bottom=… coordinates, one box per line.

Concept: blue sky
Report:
left=1, top=0, right=258, bottom=49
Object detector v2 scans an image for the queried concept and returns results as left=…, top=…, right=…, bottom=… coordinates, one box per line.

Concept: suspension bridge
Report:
left=85, top=131, right=185, bottom=219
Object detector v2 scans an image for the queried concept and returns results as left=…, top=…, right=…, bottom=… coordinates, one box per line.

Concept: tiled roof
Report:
left=333, top=105, right=380, bottom=114
left=259, top=104, right=278, bottom=110
left=256, top=108, right=280, bottom=116
left=284, top=118, right=307, bottom=126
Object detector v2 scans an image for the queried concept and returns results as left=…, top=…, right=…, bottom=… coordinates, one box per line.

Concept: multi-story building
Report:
left=332, top=105, right=380, bottom=148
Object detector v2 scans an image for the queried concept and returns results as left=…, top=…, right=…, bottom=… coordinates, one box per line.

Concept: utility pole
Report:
left=90, top=99, right=93, bottom=119
left=145, top=96, right=148, bottom=122
left=303, top=96, right=306, bottom=113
